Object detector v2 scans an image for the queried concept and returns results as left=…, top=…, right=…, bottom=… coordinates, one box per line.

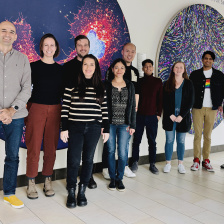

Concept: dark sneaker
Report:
left=131, top=161, right=138, bottom=173
left=220, top=164, right=224, bottom=169
left=108, top=179, right=116, bottom=191
left=191, top=158, right=200, bottom=171
left=149, top=163, right=159, bottom=175
left=202, top=159, right=214, bottom=172
left=116, top=180, right=125, bottom=192
left=88, top=176, right=97, bottom=189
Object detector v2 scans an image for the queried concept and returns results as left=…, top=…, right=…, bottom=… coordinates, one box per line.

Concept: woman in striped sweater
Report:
left=60, top=54, right=109, bottom=208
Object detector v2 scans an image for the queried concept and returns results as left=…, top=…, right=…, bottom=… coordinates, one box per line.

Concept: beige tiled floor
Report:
left=1, top=151, right=224, bottom=224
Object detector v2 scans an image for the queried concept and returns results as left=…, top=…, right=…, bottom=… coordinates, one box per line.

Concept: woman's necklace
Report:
left=112, top=79, right=126, bottom=91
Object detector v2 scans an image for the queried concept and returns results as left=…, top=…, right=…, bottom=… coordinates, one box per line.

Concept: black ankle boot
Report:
left=77, top=184, right=87, bottom=207
left=88, top=175, right=97, bottom=189
left=66, top=188, right=76, bottom=208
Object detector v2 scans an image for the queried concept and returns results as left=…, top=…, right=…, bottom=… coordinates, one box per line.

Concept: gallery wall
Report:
left=0, top=0, right=224, bottom=178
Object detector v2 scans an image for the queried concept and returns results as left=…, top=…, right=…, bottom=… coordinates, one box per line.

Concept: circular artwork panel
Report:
left=157, top=4, right=224, bottom=134
left=0, top=0, right=130, bottom=148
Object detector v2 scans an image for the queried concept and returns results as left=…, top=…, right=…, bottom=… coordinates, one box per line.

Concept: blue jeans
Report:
left=102, top=134, right=130, bottom=168
left=1, top=118, right=24, bottom=195
left=107, top=124, right=130, bottom=181
left=165, top=122, right=186, bottom=161
left=132, top=114, right=158, bottom=164
left=67, top=122, right=101, bottom=189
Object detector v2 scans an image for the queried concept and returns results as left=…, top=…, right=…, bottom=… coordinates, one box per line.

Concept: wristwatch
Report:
left=11, top=105, right=19, bottom=111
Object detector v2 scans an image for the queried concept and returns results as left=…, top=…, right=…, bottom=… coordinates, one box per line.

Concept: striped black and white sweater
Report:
left=61, top=84, right=110, bottom=133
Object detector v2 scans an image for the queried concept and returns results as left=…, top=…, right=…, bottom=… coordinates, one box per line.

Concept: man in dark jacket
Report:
left=63, top=35, right=90, bottom=88
left=189, top=51, right=224, bottom=172
left=131, top=59, right=163, bottom=174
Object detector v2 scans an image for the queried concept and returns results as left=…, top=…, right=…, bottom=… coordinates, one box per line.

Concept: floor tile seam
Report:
left=99, top=185, right=154, bottom=209
left=91, top=187, right=155, bottom=221
left=123, top=186, right=209, bottom=218
left=48, top=196, right=87, bottom=223
left=129, top=172, right=224, bottom=206
left=166, top=174, right=224, bottom=192
left=142, top=206, right=205, bottom=224
left=132, top=171, right=206, bottom=200
left=192, top=202, right=224, bottom=218
left=169, top=177, right=224, bottom=194
left=168, top=182, right=224, bottom=203
left=190, top=210, right=224, bottom=222
left=123, top=173, right=223, bottom=204
left=89, top=200, right=130, bottom=224
left=138, top=170, right=224, bottom=195
left=25, top=206, right=46, bottom=224
left=167, top=170, right=224, bottom=186
left=1, top=202, right=45, bottom=224
left=99, top=183, right=204, bottom=220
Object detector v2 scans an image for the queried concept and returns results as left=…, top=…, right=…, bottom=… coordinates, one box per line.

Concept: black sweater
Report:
left=63, top=57, right=82, bottom=88
left=162, top=79, right=194, bottom=132
left=189, top=67, right=224, bottom=110
left=29, top=60, right=63, bottom=105
left=105, top=79, right=136, bottom=129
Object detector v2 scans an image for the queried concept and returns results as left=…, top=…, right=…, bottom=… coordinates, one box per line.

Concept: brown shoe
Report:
left=43, top=177, right=55, bottom=197
left=27, top=179, right=38, bottom=199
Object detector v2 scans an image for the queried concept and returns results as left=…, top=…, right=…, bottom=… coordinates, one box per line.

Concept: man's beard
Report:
left=77, top=53, right=86, bottom=59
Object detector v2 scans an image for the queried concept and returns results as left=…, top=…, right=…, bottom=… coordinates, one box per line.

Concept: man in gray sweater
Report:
left=0, top=21, right=31, bottom=208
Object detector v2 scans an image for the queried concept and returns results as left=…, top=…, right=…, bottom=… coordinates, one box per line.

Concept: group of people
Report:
left=1, top=20, right=224, bottom=210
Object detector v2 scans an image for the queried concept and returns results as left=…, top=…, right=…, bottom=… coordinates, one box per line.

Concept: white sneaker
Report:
left=178, top=164, right=186, bottom=174
left=163, top=164, right=171, bottom=173
left=102, top=168, right=110, bottom=180
left=124, top=166, right=136, bottom=178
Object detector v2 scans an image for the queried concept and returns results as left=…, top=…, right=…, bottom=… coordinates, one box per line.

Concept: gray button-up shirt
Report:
left=0, top=48, right=31, bottom=119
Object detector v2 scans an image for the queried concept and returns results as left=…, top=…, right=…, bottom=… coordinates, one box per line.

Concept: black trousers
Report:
left=67, top=122, right=101, bottom=189
left=132, top=114, right=158, bottom=164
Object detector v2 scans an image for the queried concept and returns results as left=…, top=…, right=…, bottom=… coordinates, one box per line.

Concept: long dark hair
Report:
left=76, top=54, right=104, bottom=104
left=165, top=61, right=188, bottom=93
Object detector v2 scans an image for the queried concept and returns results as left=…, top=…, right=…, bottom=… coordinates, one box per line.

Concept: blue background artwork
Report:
left=0, top=0, right=130, bottom=149
left=157, top=4, right=224, bottom=134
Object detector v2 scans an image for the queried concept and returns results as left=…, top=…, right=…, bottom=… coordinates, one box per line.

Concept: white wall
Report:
left=0, top=0, right=224, bottom=178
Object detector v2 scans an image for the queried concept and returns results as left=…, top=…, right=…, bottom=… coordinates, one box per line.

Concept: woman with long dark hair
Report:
left=105, top=58, right=136, bottom=191
left=162, top=61, right=194, bottom=174
left=60, top=54, right=109, bottom=208
left=25, top=33, right=63, bottom=199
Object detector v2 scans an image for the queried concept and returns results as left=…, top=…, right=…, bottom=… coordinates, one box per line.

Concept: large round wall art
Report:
left=156, top=4, right=224, bottom=134
left=0, top=0, right=130, bottom=149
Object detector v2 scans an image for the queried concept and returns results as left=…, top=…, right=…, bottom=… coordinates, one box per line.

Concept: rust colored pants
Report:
left=25, top=102, right=61, bottom=178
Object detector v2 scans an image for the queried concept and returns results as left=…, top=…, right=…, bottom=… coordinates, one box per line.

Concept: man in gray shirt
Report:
left=0, top=21, right=31, bottom=208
